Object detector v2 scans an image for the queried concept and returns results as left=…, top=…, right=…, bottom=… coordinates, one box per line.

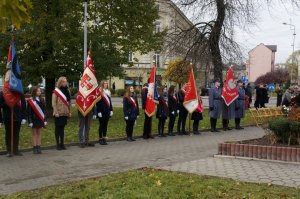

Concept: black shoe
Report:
left=127, top=137, right=133, bottom=142
left=14, top=152, right=23, bottom=156
left=33, top=146, right=38, bottom=154
left=79, top=143, right=85, bottom=148
left=86, top=142, right=95, bottom=147
left=143, top=136, right=149, bottom=139
left=235, top=126, right=244, bottom=130
left=149, top=135, right=155, bottom=139
left=193, top=132, right=201, bottom=135
left=215, top=129, right=220, bottom=132
left=102, top=139, right=108, bottom=145
left=178, top=132, right=183, bottom=136
left=158, top=134, right=163, bottom=137
left=60, top=144, right=67, bottom=150
left=210, top=129, right=215, bottom=133
left=227, top=127, right=232, bottom=130
left=37, top=146, right=42, bottom=154
left=130, top=137, right=136, bottom=141
left=168, top=132, right=175, bottom=136
left=223, top=127, right=227, bottom=131
left=99, top=139, right=105, bottom=145
left=6, top=153, right=12, bottom=157
left=56, top=145, right=62, bottom=150
left=183, top=132, right=189, bottom=135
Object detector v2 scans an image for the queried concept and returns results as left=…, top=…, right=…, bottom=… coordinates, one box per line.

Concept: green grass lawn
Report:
left=0, top=107, right=256, bottom=150
left=1, top=169, right=299, bottom=199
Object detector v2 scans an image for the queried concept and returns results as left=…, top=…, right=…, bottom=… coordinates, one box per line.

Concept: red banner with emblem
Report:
left=222, top=67, right=238, bottom=106
left=76, top=51, right=101, bottom=116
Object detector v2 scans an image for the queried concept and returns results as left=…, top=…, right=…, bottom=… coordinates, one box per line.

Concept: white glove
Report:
left=21, top=119, right=26, bottom=125
left=29, top=123, right=33, bottom=127
left=125, top=116, right=129, bottom=120
left=137, top=116, right=139, bottom=118
left=110, top=111, right=113, bottom=117
left=177, top=110, right=180, bottom=114
left=93, top=115, right=97, bottom=120
left=98, top=112, right=102, bottom=118
left=0, top=123, right=2, bottom=128
left=171, top=111, right=175, bottom=115
left=44, top=122, right=47, bottom=126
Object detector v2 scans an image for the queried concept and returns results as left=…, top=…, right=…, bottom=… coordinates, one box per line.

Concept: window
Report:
left=128, top=52, right=133, bottom=62
left=153, top=53, right=160, bottom=68
left=155, top=21, right=161, bottom=33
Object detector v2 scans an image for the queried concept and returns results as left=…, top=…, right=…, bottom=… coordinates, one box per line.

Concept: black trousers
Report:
left=222, top=119, right=229, bottom=129
left=210, top=118, right=217, bottom=130
left=168, top=117, right=176, bottom=133
left=177, top=108, right=188, bottom=133
left=99, top=117, right=109, bottom=138
left=158, top=118, right=166, bottom=135
left=143, top=113, right=152, bottom=137
left=4, top=121, right=21, bottom=154
left=126, top=120, right=135, bottom=137
left=193, top=120, right=200, bottom=133
left=55, top=125, right=65, bottom=146
left=235, top=118, right=241, bottom=127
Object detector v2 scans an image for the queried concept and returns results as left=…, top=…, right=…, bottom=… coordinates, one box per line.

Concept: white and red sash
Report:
left=53, top=88, right=70, bottom=110
left=129, top=97, right=137, bottom=109
left=27, top=98, right=45, bottom=123
left=102, top=92, right=111, bottom=108
left=161, top=98, right=168, bottom=108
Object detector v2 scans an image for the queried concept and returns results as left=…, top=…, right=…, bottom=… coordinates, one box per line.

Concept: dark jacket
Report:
left=96, top=93, right=113, bottom=118
left=141, top=87, right=148, bottom=110
left=27, top=98, right=47, bottom=124
left=0, top=91, right=26, bottom=123
left=123, top=96, right=139, bottom=121
left=156, top=96, right=168, bottom=119
left=177, top=90, right=185, bottom=105
left=168, top=94, right=178, bottom=117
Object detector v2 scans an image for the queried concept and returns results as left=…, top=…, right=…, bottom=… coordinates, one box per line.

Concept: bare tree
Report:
left=168, top=0, right=299, bottom=83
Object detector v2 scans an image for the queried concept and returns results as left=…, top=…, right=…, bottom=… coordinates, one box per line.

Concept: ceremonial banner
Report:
left=3, top=40, right=23, bottom=108
left=221, top=67, right=238, bottom=106
left=76, top=51, right=101, bottom=116
left=145, top=67, right=159, bottom=117
left=183, top=68, right=198, bottom=113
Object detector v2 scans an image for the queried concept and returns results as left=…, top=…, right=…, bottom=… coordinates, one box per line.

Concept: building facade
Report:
left=111, top=0, right=200, bottom=90
left=247, top=43, right=277, bottom=83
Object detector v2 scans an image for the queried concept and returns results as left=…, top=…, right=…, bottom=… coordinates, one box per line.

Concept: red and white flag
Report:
left=222, top=66, right=238, bottom=106
left=145, top=67, right=159, bottom=117
left=76, top=51, right=101, bottom=116
left=183, top=68, right=198, bottom=113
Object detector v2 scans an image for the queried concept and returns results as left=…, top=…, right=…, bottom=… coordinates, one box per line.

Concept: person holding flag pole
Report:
left=142, top=64, right=158, bottom=139
left=0, top=35, right=26, bottom=157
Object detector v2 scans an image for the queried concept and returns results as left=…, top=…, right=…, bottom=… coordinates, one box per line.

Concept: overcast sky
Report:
left=235, top=2, right=300, bottom=64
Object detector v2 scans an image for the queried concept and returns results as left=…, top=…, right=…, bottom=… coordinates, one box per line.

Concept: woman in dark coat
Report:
left=191, top=88, right=204, bottom=135
left=96, top=80, right=113, bottom=145
left=156, top=86, right=168, bottom=137
left=167, top=85, right=178, bottom=136
left=123, top=86, right=139, bottom=142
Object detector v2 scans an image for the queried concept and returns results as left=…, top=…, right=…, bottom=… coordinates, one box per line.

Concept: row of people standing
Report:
left=209, top=79, right=246, bottom=133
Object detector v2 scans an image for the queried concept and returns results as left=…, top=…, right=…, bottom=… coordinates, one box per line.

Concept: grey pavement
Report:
left=0, top=126, right=296, bottom=195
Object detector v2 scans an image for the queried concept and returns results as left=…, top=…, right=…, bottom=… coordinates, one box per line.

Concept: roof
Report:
left=266, top=45, right=277, bottom=52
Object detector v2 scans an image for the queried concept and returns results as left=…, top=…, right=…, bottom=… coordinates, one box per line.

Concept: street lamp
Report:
left=283, top=22, right=296, bottom=84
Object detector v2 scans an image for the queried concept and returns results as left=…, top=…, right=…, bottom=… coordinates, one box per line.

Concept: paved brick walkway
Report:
left=0, top=126, right=297, bottom=195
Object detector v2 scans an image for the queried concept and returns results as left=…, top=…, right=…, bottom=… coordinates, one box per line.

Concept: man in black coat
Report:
left=177, top=83, right=188, bottom=135
left=0, top=91, right=26, bottom=157
left=141, top=83, right=154, bottom=139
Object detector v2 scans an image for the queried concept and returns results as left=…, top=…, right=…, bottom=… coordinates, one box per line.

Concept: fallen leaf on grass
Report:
left=156, top=180, right=162, bottom=187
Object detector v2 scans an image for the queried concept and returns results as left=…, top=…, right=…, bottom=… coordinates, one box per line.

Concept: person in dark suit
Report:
left=123, top=86, right=139, bottom=142
left=209, top=79, right=222, bottom=132
left=0, top=92, right=26, bottom=157
left=255, top=84, right=264, bottom=108
left=141, top=83, right=154, bottom=139
left=191, top=88, right=204, bottom=135
left=177, top=83, right=189, bottom=135
left=275, top=85, right=284, bottom=107
left=156, top=86, right=168, bottom=137
left=235, top=80, right=246, bottom=129
left=167, top=85, right=178, bottom=136
left=97, top=81, right=113, bottom=145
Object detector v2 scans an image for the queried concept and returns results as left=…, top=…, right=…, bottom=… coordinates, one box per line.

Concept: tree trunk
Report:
left=45, top=78, right=55, bottom=116
left=209, top=0, right=226, bottom=83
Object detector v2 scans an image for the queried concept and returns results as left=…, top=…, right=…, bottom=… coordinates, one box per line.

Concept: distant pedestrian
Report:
left=275, top=85, right=284, bottom=107
left=112, top=82, right=116, bottom=92
left=254, top=84, right=264, bottom=108
left=123, top=86, right=139, bottom=142
left=235, top=80, right=245, bottom=130
left=282, top=87, right=294, bottom=107
left=209, top=79, right=222, bottom=132
left=167, top=85, right=178, bottom=136
left=52, top=76, right=71, bottom=150
left=27, top=86, right=47, bottom=154
left=156, top=86, right=168, bottom=137
left=191, top=88, right=204, bottom=135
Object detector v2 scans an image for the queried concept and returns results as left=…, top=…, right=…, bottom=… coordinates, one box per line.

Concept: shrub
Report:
left=289, top=121, right=300, bottom=145
left=116, top=89, right=125, bottom=97
left=269, top=118, right=291, bottom=144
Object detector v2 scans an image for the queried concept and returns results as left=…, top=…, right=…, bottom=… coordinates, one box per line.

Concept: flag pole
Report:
left=11, top=109, right=14, bottom=157
left=83, top=0, right=88, bottom=68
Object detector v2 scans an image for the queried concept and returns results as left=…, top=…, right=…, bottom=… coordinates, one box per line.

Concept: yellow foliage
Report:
left=164, top=57, right=193, bottom=84
left=0, top=0, right=32, bottom=32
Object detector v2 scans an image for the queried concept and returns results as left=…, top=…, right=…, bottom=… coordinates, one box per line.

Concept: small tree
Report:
left=254, top=69, right=289, bottom=85
left=164, top=57, right=193, bottom=85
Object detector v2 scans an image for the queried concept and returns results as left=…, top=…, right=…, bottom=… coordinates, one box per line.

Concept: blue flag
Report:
left=9, top=41, right=24, bottom=94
